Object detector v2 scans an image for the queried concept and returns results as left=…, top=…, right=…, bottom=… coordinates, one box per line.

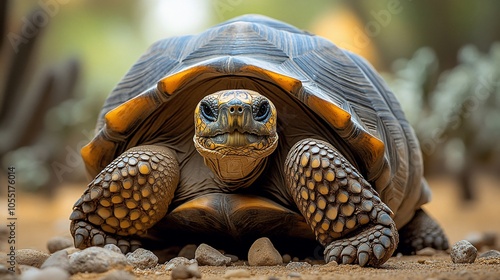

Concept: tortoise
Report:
left=70, top=14, right=448, bottom=266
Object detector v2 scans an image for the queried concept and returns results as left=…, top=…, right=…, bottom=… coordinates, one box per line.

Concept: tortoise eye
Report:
left=200, top=102, right=217, bottom=122
left=255, top=101, right=270, bottom=122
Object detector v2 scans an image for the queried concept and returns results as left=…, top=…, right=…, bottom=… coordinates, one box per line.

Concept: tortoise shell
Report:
left=81, top=14, right=429, bottom=229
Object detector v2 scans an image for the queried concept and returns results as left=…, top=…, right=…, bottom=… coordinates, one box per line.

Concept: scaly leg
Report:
left=284, top=139, right=398, bottom=266
left=70, top=145, right=179, bottom=253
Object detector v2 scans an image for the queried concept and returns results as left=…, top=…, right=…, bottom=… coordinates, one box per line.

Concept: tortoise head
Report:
left=193, top=89, right=278, bottom=186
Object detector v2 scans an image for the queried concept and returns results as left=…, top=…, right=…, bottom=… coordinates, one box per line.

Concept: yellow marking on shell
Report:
left=346, top=218, right=357, bottom=229
left=101, top=224, right=116, bottom=233
left=313, top=171, right=322, bottom=182
left=325, top=170, right=335, bottom=182
left=317, top=197, right=327, bottom=210
left=326, top=205, right=338, bottom=220
left=358, top=214, right=370, bottom=225
left=308, top=203, right=316, bottom=214
left=300, top=189, right=309, bottom=200
left=109, top=182, right=119, bottom=192
left=122, top=179, right=132, bottom=190
left=97, top=207, right=112, bottom=219
left=129, top=210, right=141, bottom=221
left=106, top=217, right=119, bottom=227
left=111, top=195, right=123, bottom=204
left=311, top=158, right=321, bottom=168
left=341, top=203, right=355, bottom=216
left=241, top=65, right=302, bottom=93
left=120, top=220, right=131, bottom=229
left=126, top=200, right=137, bottom=209
left=100, top=199, right=111, bottom=207
left=300, top=153, right=310, bottom=167
left=318, top=184, right=329, bottom=195
left=337, top=191, right=349, bottom=203
left=104, top=93, right=160, bottom=134
left=307, top=94, right=351, bottom=130
left=139, top=163, right=151, bottom=175
left=314, top=212, right=323, bottom=223
left=114, top=207, right=128, bottom=219
left=333, top=220, right=344, bottom=233
left=321, top=220, right=330, bottom=231
left=158, top=66, right=213, bottom=95
left=81, top=138, right=115, bottom=179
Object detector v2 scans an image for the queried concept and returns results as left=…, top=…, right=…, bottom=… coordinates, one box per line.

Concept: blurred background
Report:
left=1, top=0, right=499, bottom=251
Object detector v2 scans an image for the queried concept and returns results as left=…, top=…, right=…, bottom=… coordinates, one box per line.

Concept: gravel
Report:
left=46, top=237, right=73, bottom=254
left=282, top=254, right=292, bottom=263
left=69, top=246, right=128, bottom=274
left=21, top=267, right=70, bottom=280
left=177, top=244, right=197, bottom=259
left=478, top=250, right=500, bottom=259
left=165, top=257, right=197, bottom=271
left=40, top=250, right=70, bottom=272
left=248, top=237, right=283, bottom=266
left=195, top=243, right=231, bottom=266
left=126, top=248, right=158, bottom=269
left=450, top=240, right=478, bottom=264
left=286, top=261, right=311, bottom=270
left=171, top=263, right=201, bottom=279
left=415, top=247, right=437, bottom=256
left=98, top=269, right=136, bottom=280
left=223, top=268, right=251, bottom=278
left=104, top=244, right=123, bottom=254
left=16, top=249, right=50, bottom=268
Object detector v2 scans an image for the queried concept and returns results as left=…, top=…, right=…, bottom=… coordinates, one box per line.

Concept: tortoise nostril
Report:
left=238, top=107, right=243, bottom=113
left=229, top=105, right=243, bottom=114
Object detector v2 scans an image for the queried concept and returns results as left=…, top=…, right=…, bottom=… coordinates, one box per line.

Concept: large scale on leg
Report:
left=70, top=15, right=448, bottom=266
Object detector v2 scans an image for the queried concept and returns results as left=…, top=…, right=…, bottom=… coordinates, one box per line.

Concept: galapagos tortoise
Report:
left=70, top=15, right=448, bottom=266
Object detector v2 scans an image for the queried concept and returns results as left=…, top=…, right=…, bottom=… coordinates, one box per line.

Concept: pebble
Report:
left=46, top=237, right=73, bottom=254
left=223, top=268, right=251, bottom=278
left=416, top=247, right=437, bottom=256
left=178, top=244, right=197, bottom=259
left=224, top=254, right=239, bottom=262
left=478, top=250, right=500, bottom=259
left=98, top=269, right=136, bottom=280
left=21, top=267, right=70, bottom=280
left=248, top=237, right=282, bottom=266
left=450, top=240, right=477, bottom=264
left=69, top=246, right=128, bottom=274
left=195, top=244, right=231, bottom=266
left=282, top=254, right=291, bottom=263
left=104, top=244, right=123, bottom=254
left=286, top=262, right=311, bottom=270
left=16, top=249, right=50, bottom=268
left=41, top=250, right=70, bottom=272
left=126, top=248, right=158, bottom=269
left=171, top=263, right=201, bottom=279
left=288, top=272, right=302, bottom=278
left=164, top=257, right=197, bottom=271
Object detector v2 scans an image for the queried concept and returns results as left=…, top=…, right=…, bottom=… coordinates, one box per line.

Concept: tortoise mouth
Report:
left=210, top=131, right=266, bottom=147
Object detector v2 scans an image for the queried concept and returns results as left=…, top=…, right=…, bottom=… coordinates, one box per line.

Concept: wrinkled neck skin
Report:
left=194, top=135, right=278, bottom=190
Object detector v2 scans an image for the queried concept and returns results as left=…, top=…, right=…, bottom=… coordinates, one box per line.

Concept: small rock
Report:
left=69, top=246, right=128, bottom=274
left=416, top=247, right=437, bottom=256
left=46, top=237, right=73, bottom=254
left=288, top=272, right=302, bottom=278
left=248, top=237, right=282, bottom=266
left=223, top=268, right=251, bottom=278
left=98, top=269, right=135, bottom=280
left=324, top=260, right=338, bottom=266
left=224, top=254, right=239, bottom=262
left=126, top=248, right=158, bottom=269
left=286, top=262, right=311, bottom=270
left=195, top=244, right=231, bottom=266
left=478, top=250, right=500, bottom=259
left=62, top=247, right=79, bottom=255
left=21, top=267, right=69, bottom=280
left=41, top=250, right=70, bottom=272
left=104, top=244, right=123, bottom=254
left=282, top=254, right=291, bottom=263
left=164, top=257, right=197, bottom=271
left=450, top=240, right=477, bottom=264
left=171, top=263, right=201, bottom=279
left=292, top=257, right=299, bottom=262
left=16, top=249, right=50, bottom=268
left=178, top=244, right=196, bottom=259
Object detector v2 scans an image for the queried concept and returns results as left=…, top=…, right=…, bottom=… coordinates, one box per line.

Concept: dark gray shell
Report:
left=82, top=15, right=430, bottom=228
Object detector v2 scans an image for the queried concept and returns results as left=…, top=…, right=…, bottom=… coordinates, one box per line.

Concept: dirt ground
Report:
left=2, top=174, right=500, bottom=279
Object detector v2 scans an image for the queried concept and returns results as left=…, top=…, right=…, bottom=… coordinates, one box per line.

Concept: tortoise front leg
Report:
left=284, top=139, right=398, bottom=267
left=70, top=145, right=179, bottom=253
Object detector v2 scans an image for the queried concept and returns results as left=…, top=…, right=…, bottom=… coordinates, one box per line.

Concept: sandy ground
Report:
left=2, top=174, right=500, bottom=279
